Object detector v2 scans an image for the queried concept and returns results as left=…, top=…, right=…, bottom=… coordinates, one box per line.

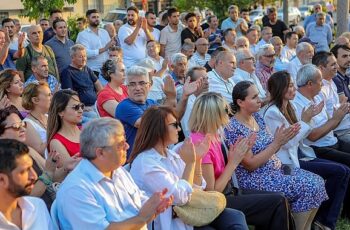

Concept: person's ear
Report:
left=0, top=173, right=10, bottom=189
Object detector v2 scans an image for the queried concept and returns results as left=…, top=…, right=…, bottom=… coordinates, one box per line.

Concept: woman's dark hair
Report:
left=101, top=59, right=120, bottom=82
left=128, top=106, right=177, bottom=164
left=267, top=71, right=298, bottom=124
left=47, top=89, right=79, bottom=144
left=0, top=105, right=22, bottom=136
left=0, top=69, right=20, bottom=99
left=231, top=81, right=254, bottom=113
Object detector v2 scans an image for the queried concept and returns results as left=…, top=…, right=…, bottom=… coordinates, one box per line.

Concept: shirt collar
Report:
left=336, top=71, right=346, bottom=80
left=147, top=148, right=181, bottom=162
left=80, top=159, right=111, bottom=184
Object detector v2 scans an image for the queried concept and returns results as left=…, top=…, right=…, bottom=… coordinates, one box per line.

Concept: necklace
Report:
left=212, top=70, right=234, bottom=94
left=237, top=114, right=257, bottom=132
left=29, top=113, right=47, bottom=129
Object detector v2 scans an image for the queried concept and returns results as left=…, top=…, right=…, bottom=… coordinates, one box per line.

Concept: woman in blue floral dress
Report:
left=224, top=81, right=328, bottom=230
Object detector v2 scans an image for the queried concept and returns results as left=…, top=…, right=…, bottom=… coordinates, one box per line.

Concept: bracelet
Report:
left=38, top=172, right=53, bottom=187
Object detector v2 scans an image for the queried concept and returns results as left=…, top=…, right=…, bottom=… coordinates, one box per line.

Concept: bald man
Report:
left=188, top=38, right=211, bottom=68
left=16, top=25, right=59, bottom=81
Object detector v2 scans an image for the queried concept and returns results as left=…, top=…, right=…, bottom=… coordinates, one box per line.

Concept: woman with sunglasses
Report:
left=129, top=106, right=248, bottom=230
left=97, top=59, right=128, bottom=117
left=0, top=105, right=79, bottom=209
left=225, top=81, right=328, bottom=230
left=0, top=69, right=27, bottom=117
left=188, top=92, right=294, bottom=230
left=264, top=71, right=350, bottom=230
left=47, top=89, right=83, bottom=160
left=22, top=81, right=51, bottom=157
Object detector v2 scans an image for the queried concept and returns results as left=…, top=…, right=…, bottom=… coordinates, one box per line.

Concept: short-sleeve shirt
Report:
left=0, top=49, right=16, bottom=71
left=118, top=24, right=147, bottom=68
left=16, top=44, right=59, bottom=81
left=61, top=65, right=98, bottom=106
left=160, top=24, right=184, bottom=59
left=97, top=84, right=128, bottom=117
left=190, top=132, right=225, bottom=180
left=115, top=98, right=157, bottom=158
left=263, top=20, right=288, bottom=41
left=181, top=28, right=201, bottom=45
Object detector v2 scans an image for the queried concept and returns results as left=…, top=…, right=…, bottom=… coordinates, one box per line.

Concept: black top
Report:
left=263, top=20, right=288, bottom=42
left=181, top=28, right=201, bottom=45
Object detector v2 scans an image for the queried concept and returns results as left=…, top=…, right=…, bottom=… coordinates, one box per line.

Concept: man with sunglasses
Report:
left=0, top=139, right=54, bottom=229
left=255, top=44, right=275, bottom=91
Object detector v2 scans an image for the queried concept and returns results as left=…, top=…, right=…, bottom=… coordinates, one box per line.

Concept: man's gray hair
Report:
left=126, top=65, right=149, bottom=83
left=296, top=64, right=321, bottom=87
left=170, top=53, right=187, bottom=65
left=31, top=55, right=47, bottom=67
left=182, top=41, right=195, bottom=51
left=256, top=44, right=274, bottom=60
left=296, top=42, right=312, bottom=55
left=70, top=44, right=86, bottom=57
left=80, top=118, right=124, bottom=160
left=235, top=48, right=251, bottom=64
left=316, top=12, right=326, bottom=18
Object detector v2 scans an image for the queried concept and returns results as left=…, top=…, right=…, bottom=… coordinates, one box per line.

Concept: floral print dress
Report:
left=224, top=113, right=328, bottom=212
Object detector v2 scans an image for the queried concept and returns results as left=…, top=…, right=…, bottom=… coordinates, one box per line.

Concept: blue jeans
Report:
left=300, top=158, right=350, bottom=229
left=195, top=208, right=248, bottom=230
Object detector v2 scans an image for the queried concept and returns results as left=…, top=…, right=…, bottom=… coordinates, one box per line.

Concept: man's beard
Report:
left=89, top=21, right=100, bottom=28
left=8, top=175, right=34, bottom=197
left=128, top=20, right=136, bottom=26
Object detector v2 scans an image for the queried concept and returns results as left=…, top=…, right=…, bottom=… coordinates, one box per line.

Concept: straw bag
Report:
left=173, top=188, right=226, bottom=227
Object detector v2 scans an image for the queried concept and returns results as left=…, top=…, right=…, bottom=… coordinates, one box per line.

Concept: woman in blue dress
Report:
left=224, top=81, right=328, bottom=230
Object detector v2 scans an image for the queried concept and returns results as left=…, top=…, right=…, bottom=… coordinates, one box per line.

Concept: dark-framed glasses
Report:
left=70, top=103, right=85, bottom=111
left=4, top=121, right=27, bottom=131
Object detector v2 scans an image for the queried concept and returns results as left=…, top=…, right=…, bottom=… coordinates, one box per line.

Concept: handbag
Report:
left=172, top=188, right=226, bottom=227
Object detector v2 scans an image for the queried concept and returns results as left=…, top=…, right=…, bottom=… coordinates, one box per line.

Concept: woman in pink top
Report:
left=97, top=59, right=128, bottom=117
left=188, top=92, right=294, bottom=230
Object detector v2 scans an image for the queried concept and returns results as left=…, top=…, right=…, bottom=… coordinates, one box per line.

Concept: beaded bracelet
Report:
left=38, top=172, right=53, bottom=187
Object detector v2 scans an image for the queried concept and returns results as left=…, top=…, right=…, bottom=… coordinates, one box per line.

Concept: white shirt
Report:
left=280, top=46, right=296, bottom=61
left=208, top=70, right=235, bottom=103
left=160, top=24, right=184, bottom=59
left=181, top=94, right=197, bottom=137
left=119, top=24, right=148, bottom=68
left=0, top=196, right=54, bottom=230
left=256, top=39, right=268, bottom=50
left=232, top=68, right=266, bottom=99
left=23, top=117, right=48, bottom=158
left=292, top=91, right=338, bottom=147
left=288, top=56, right=302, bottom=83
left=263, top=104, right=314, bottom=167
left=151, top=28, right=161, bottom=42
left=250, top=44, right=259, bottom=56
left=130, top=148, right=206, bottom=230
left=55, top=159, right=148, bottom=230
left=188, top=52, right=211, bottom=68
left=76, top=27, right=110, bottom=72
left=320, top=78, right=350, bottom=131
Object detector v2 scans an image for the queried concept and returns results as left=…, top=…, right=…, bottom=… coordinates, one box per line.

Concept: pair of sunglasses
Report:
left=70, top=103, right=85, bottom=111
left=169, top=122, right=180, bottom=129
left=4, top=121, right=27, bottom=131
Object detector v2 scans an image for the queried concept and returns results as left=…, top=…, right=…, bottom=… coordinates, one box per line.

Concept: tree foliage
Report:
left=20, top=0, right=77, bottom=21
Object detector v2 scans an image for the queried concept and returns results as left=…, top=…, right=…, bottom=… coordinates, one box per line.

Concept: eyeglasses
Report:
left=243, top=57, right=255, bottom=62
left=101, top=137, right=128, bottom=150
left=263, top=54, right=275, bottom=58
left=70, top=103, right=85, bottom=111
left=168, top=122, right=180, bottom=129
left=4, top=121, right=27, bottom=131
left=127, top=81, right=150, bottom=88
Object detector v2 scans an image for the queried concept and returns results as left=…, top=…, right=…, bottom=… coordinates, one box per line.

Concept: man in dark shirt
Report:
left=181, top=12, right=203, bottom=45
left=263, top=7, right=289, bottom=42
left=43, top=9, right=63, bottom=44
left=61, top=44, right=103, bottom=123
left=331, top=44, right=350, bottom=102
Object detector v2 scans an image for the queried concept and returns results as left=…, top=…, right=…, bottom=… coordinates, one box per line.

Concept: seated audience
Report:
left=0, top=28, right=25, bottom=71
left=255, top=44, right=275, bottom=91
left=188, top=38, right=211, bottom=68
left=288, top=42, right=314, bottom=81
left=225, top=81, right=327, bottom=230
left=54, top=118, right=173, bottom=229
left=222, top=28, right=236, bottom=52
left=270, top=36, right=289, bottom=71
left=97, top=59, right=128, bottom=117
left=0, top=69, right=27, bottom=117
left=145, top=40, right=168, bottom=77
left=0, top=139, right=54, bottom=229
left=181, top=41, right=195, bottom=59
left=129, top=106, right=249, bottom=230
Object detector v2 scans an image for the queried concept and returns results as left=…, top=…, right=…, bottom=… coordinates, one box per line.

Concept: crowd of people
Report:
left=1, top=3, right=350, bottom=230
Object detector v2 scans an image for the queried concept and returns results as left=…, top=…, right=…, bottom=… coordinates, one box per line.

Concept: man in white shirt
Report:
left=188, top=38, right=211, bottom=68
left=54, top=118, right=173, bottom=230
left=181, top=66, right=209, bottom=137
left=76, top=9, right=115, bottom=74
left=160, top=7, right=184, bottom=59
left=119, top=6, right=154, bottom=68
left=232, top=48, right=266, bottom=99
left=256, top=26, right=273, bottom=49
left=207, top=50, right=236, bottom=103
left=246, top=27, right=259, bottom=55
left=288, top=42, right=314, bottom=82
left=312, top=51, right=350, bottom=140
left=281, top=31, right=298, bottom=61
left=146, top=11, right=161, bottom=42
left=0, top=139, right=54, bottom=230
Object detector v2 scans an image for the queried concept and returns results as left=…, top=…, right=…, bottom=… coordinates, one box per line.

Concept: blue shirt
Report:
left=25, top=74, right=60, bottom=93
left=61, top=65, right=98, bottom=106
left=0, top=49, right=16, bottom=71
left=306, top=22, right=332, bottom=52
left=115, top=98, right=157, bottom=158
left=304, top=13, right=333, bottom=29
left=333, top=71, right=350, bottom=102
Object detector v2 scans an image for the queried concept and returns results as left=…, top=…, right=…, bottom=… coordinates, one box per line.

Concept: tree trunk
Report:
left=336, top=0, right=349, bottom=37
left=283, top=0, right=288, bottom=26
